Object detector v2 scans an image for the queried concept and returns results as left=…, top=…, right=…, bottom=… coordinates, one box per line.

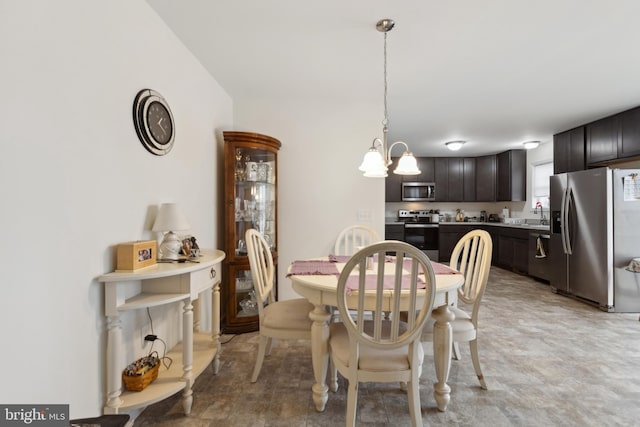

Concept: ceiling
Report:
left=148, top=0, right=640, bottom=157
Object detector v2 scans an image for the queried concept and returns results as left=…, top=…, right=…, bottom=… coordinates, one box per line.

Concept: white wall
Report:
left=233, top=99, right=385, bottom=300
left=0, top=1, right=232, bottom=418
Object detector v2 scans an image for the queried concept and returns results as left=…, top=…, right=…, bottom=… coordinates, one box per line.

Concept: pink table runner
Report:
left=287, top=260, right=339, bottom=276
left=287, top=257, right=459, bottom=277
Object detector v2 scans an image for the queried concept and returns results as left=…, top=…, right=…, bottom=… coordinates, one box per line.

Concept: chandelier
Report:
left=358, top=19, right=420, bottom=178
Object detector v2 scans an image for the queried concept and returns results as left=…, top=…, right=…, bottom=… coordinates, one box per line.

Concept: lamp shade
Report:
left=523, top=141, right=540, bottom=150
left=152, top=203, right=191, bottom=232
left=359, top=148, right=387, bottom=177
left=393, top=152, right=421, bottom=175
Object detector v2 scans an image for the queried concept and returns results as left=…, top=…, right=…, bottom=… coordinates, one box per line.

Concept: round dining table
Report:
left=288, top=257, right=464, bottom=413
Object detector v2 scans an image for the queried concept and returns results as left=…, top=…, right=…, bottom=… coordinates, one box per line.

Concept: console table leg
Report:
left=182, top=299, right=194, bottom=415
left=105, top=315, right=123, bottom=412
left=211, top=282, right=221, bottom=374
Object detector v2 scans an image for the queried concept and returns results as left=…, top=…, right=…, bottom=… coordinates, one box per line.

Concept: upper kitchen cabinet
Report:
left=586, top=115, right=619, bottom=165
left=223, top=131, right=280, bottom=333
left=618, top=106, right=640, bottom=159
left=475, top=155, right=496, bottom=202
left=553, top=126, right=585, bottom=174
left=433, top=157, right=474, bottom=202
left=555, top=104, right=640, bottom=168
left=405, top=157, right=435, bottom=182
left=496, top=150, right=526, bottom=202
left=462, top=157, right=476, bottom=201
left=435, top=158, right=463, bottom=201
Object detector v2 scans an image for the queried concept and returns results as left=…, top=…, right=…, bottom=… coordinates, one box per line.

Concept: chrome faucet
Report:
left=535, top=202, right=547, bottom=225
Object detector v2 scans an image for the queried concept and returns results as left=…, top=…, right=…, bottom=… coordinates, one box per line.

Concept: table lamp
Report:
left=152, top=203, right=191, bottom=260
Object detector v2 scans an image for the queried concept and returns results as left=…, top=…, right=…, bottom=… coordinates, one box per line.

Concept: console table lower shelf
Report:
left=105, top=332, right=218, bottom=414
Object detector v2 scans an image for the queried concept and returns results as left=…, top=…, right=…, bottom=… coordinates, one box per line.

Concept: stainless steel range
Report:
left=397, top=210, right=439, bottom=260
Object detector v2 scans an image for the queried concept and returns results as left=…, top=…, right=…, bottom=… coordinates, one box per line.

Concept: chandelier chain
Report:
left=383, top=31, right=388, bottom=127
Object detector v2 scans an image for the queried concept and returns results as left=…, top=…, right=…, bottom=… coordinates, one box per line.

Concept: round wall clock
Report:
left=133, top=89, right=175, bottom=156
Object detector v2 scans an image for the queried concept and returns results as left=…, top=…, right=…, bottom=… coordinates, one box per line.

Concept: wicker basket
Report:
left=122, top=360, right=160, bottom=391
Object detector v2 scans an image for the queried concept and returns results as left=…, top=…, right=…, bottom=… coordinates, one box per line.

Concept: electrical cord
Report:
left=220, top=334, right=237, bottom=344
left=145, top=308, right=172, bottom=369
left=146, top=307, right=154, bottom=334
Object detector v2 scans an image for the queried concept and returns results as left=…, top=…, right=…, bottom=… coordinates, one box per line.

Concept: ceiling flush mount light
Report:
left=359, top=19, right=420, bottom=178
left=445, top=140, right=466, bottom=151
left=523, top=140, right=540, bottom=150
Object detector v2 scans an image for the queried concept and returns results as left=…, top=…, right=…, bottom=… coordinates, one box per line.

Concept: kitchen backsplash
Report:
left=385, top=201, right=537, bottom=222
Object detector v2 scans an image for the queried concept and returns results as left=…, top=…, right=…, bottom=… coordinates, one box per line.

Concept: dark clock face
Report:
left=147, top=101, right=173, bottom=145
left=133, top=89, right=175, bottom=156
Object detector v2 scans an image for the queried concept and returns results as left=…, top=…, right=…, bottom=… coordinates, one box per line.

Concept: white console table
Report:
left=98, top=249, right=226, bottom=415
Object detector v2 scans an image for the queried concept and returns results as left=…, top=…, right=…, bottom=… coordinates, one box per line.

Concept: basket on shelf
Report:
left=122, top=353, right=160, bottom=392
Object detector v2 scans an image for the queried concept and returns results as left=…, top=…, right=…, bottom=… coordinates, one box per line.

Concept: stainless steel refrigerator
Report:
left=550, top=167, right=640, bottom=312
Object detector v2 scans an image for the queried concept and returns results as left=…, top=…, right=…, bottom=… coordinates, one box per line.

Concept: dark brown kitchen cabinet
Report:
left=586, top=115, right=619, bottom=165
left=496, top=227, right=529, bottom=273
left=438, top=225, right=472, bottom=262
left=556, top=104, right=640, bottom=167
left=384, top=157, right=402, bottom=202
left=434, top=158, right=449, bottom=201
left=484, top=226, right=499, bottom=265
left=528, top=233, right=550, bottom=281
left=385, top=223, right=404, bottom=241
left=475, top=155, right=496, bottom=202
left=463, top=158, right=476, bottom=201
left=435, top=158, right=464, bottom=202
left=553, top=127, right=585, bottom=174
left=496, top=150, right=526, bottom=202
left=404, top=157, right=435, bottom=182
left=618, top=106, right=640, bottom=159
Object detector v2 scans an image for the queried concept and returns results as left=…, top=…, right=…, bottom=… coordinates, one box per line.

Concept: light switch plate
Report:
left=357, top=209, right=372, bottom=222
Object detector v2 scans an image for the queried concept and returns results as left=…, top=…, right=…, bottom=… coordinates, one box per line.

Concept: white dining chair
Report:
left=333, top=225, right=381, bottom=256
left=423, top=229, right=493, bottom=390
left=329, top=241, right=436, bottom=427
left=245, top=228, right=313, bottom=382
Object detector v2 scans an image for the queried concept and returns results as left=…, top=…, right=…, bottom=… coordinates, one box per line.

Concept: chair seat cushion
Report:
left=449, top=306, right=475, bottom=334
left=329, top=321, right=424, bottom=372
left=263, top=298, right=314, bottom=330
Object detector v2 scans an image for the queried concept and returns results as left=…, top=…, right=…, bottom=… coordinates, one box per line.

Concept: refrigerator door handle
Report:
left=565, top=187, right=574, bottom=255
left=560, top=185, right=569, bottom=254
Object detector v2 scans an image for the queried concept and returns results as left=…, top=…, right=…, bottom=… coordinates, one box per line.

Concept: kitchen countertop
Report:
left=386, top=221, right=550, bottom=232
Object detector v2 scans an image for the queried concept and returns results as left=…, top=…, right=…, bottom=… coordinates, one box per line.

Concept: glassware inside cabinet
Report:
left=235, top=149, right=246, bottom=182
left=235, top=270, right=257, bottom=317
left=235, top=269, right=254, bottom=292
left=234, top=154, right=276, bottom=255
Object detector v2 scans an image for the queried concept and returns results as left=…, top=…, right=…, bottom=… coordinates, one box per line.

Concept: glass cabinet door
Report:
left=233, top=147, right=277, bottom=256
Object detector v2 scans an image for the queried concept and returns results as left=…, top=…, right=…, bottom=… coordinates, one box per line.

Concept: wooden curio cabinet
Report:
left=222, top=131, right=281, bottom=333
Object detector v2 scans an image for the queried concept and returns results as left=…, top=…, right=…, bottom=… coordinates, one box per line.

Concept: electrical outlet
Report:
left=141, top=323, right=152, bottom=347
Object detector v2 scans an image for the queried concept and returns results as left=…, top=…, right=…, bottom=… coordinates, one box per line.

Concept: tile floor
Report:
left=134, top=267, right=640, bottom=426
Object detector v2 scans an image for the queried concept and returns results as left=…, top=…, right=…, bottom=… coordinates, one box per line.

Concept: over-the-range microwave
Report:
left=402, top=182, right=436, bottom=201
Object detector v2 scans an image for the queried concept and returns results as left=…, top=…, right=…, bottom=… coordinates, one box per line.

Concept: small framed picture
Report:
left=116, top=240, right=157, bottom=271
